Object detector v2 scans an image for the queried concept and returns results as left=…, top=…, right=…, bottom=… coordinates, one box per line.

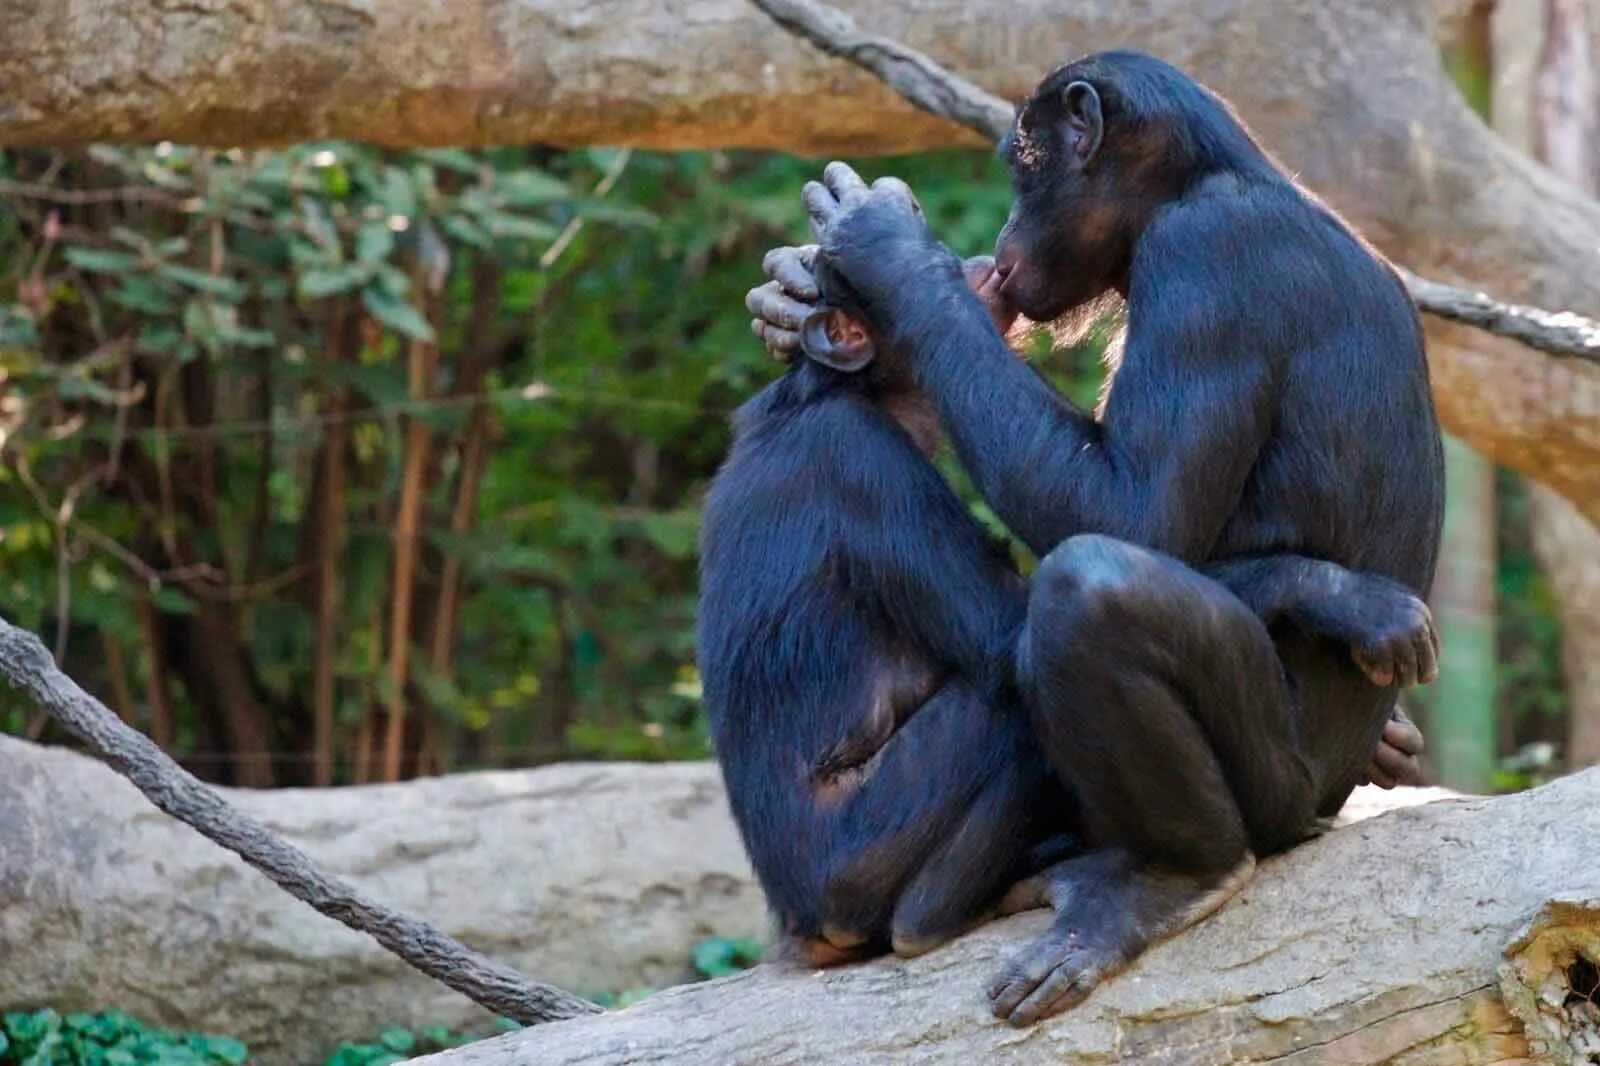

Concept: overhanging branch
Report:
left=747, top=0, right=1600, bottom=367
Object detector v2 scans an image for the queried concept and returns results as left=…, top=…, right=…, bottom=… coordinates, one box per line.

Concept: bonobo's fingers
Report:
left=869, top=175, right=922, bottom=216
left=746, top=280, right=813, bottom=331
left=1387, top=708, right=1426, bottom=756
left=762, top=245, right=820, bottom=300
left=822, top=161, right=871, bottom=209
left=802, top=181, right=841, bottom=241
left=1364, top=709, right=1425, bottom=788
left=962, top=255, right=1020, bottom=336
left=750, top=318, right=801, bottom=361
left=1352, top=650, right=1395, bottom=688
left=1416, top=608, right=1441, bottom=685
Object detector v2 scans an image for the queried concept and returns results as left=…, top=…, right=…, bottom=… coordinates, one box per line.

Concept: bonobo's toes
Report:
left=985, top=850, right=1256, bottom=1026
left=986, top=923, right=1119, bottom=1025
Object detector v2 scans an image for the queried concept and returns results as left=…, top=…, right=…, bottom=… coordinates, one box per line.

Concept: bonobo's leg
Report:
left=989, top=534, right=1316, bottom=1025
left=889, top=727, right=1071, bottom=958
left=789, top=680, right=1065, bottom=966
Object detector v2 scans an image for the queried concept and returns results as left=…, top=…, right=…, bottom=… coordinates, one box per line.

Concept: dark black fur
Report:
left=787, top=50, right=1444, bottom=1021
left=698, top=356, right=1068, bottom=960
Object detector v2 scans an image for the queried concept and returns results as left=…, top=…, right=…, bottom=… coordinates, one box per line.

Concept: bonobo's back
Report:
left=699, top=362, right=920, bottom=770
left=697, top=359, right=1021, bottom=841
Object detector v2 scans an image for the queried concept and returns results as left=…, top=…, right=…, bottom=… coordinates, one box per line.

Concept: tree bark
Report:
left=0, top=734, right=759, bottom=1066
left=382, top=324, right=437, bottom=782
left=1493, top=0, right=1600, bottom=771
left=419, top=769, right=1600, bottom=1066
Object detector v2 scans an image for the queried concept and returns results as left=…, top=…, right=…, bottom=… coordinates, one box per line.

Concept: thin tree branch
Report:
left=0, top=613, right=600, bottom=1026
left=746, top=0, right=1600, bottom=366
left=1395, top=267, right=1600, bottom=363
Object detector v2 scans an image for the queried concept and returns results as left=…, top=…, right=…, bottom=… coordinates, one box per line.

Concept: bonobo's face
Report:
left=994, top=71, right=1129, bottom=323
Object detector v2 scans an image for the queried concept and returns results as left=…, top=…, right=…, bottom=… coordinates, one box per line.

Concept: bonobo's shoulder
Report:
left=1148, top=173, right=1306, bottom=250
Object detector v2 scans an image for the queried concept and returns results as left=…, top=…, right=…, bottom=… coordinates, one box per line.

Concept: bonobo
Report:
left=701, top=239, right=1073, bottom=966
left=704, top=207, right=1437, bottom=973
left=743, top=50, right=1444, bottom=1023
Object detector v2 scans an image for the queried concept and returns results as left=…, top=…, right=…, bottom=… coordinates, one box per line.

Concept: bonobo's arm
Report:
left=1205, top=555, right=1440, bottom=688
left=804, top=164, right=1272, bottom=564
left=1209, top=554, right=1433, bottom=786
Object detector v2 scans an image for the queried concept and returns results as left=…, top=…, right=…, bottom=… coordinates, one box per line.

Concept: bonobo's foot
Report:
left=1363, top=705, right=1426, bottom=788
left=986, top=849, right=1256, bottom=1026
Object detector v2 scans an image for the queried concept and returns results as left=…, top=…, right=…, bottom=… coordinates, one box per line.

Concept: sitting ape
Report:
left=705, top=228, right=1436, bottom=978
left=735, top=52, right=1444, bottom=1023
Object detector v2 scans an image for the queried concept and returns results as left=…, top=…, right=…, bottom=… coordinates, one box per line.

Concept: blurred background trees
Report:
left=1, top=1, right=1596, bottom=793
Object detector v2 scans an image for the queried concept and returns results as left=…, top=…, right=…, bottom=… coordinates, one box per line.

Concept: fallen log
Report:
left=0, top=735, right=764, bottom=1065
left=417, top=769, right=1600, bottom=1065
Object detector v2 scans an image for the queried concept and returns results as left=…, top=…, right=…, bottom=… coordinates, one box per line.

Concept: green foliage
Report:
left=0, top=143, right=1035, bottom=777
left=690, top=935, right=763, bottom=979
left=322, top=1023, right=496, bottom=1066
left=0, top=1010, right=246, bottom=1066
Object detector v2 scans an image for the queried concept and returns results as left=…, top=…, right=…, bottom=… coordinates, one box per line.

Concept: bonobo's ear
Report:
left=1061, top=81, right=1104, bottom=166
left=799, top=308, right=875, bottom=374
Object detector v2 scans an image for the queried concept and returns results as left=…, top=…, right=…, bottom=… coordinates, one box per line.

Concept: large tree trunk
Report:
left=5, top=0, right=1594, bottom=523
left=0, top=735, right=766, bottom=1066
left=1492, top=0, right=1600, bottom=771
left=420, top=769, right=1600, bottom=1066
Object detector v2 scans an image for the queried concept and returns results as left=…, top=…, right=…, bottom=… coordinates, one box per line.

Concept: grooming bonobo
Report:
left=704, top=52, right=1442, bottom=1024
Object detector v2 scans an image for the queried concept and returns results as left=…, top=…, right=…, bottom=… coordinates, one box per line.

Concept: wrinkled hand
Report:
left=746, top=244, right=822, bottom=358
left=747, top=248, right=1020, bottom=362
left=803, top=162, right=940, bottom=310
left=1363, top=705, right=1426, bottom=789
left=1348, top=585, right=1440, bottom=690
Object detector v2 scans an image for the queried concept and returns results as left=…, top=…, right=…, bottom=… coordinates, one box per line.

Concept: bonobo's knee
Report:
left=1030, top=534, right=1149, bottom=629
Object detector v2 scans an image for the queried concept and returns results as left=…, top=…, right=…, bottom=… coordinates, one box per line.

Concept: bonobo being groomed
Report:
left=700, top=50, right=1444, bottom=1025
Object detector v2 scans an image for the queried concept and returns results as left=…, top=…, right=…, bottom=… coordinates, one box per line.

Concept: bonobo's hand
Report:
left=747, top=247, right=1018, bottom=361
left=963, top=255, right=1022, bottom=337
left=803, top=162, right=960, bottom=327
left=1342, top=580, right=1440, bottom=691
left=746, top=244, right=821, bottom=357
left=1363, top=705, right=1426, bottom=789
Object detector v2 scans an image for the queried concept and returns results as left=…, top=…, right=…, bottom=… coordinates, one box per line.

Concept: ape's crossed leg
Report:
left=990, top=535, right=1381, bottom=1024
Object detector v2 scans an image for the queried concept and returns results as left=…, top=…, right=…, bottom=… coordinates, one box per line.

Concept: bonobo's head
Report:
left=993, top=50, right=1266, bottom=322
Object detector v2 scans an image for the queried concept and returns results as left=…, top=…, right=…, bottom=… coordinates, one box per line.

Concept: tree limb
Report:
left=0, top=613, right=597, bottom=1027
left=417, top=770, right=1600, bottom=1064
left=747, top=0, right=1600, bottom=367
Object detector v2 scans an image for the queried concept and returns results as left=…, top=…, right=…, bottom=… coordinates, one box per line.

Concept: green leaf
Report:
left=497, top=170, right=572, bottom=207
left=439, top=213, right=492, bottom=250
left=298, top=263, right=370, bottom=300
left=136, top=321, right=185, bottom=355
left=415, top=148, right=483, bottom=175
left=362, top=286, right=434, bottom=341
left=64, top=247, right=141, bottom=274
left=149, top=585, right=199, bottom=616
left=157, top=263, right=247, bottom=302
left=483, top=212, right=558, bottom=243
left=574, top=201, right=658, bottom=227
left=110, top=275, right=178, bottom=315
left=378, top=1028, right=416, bottom=1053
left=356, top=222, right=396, bottom=264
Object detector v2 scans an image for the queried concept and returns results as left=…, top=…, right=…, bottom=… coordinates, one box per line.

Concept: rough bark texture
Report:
left=0, top=616, right=597, bottom=1027
left=0, top=735, right=764, bottom=1065
left=419, top=770, right=1600, bottom=1066
left=5, top=0, right=1594, bottom=520
left=1492, top=0, right=1600, bottom=772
